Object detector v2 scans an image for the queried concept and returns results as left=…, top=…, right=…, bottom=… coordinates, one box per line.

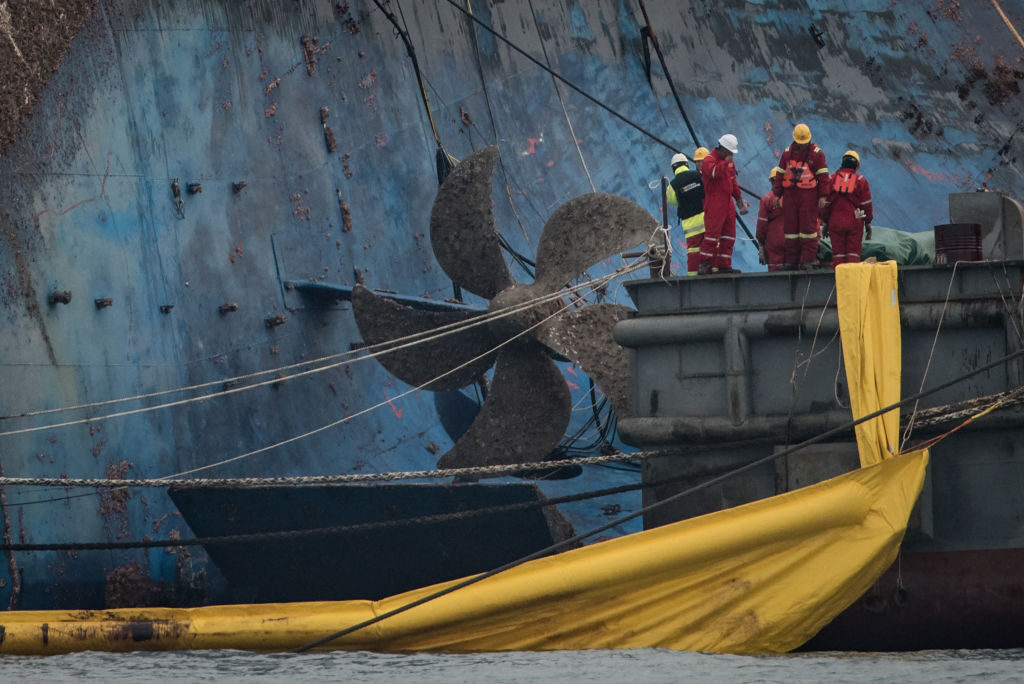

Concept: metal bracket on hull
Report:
left=285, top=281, right=482, bottom=314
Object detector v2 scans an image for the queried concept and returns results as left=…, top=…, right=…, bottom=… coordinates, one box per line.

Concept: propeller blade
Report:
left=437, top=343, right=570, bottom=471
left=351, top=285, right=498, bottom=391
left=536, top=303, right=634, bottom=418
left=533, top=193, right=658, bottom=291
left=429, top=146, right=515, bottom=300
left=434, top=389, right=482, bottom=444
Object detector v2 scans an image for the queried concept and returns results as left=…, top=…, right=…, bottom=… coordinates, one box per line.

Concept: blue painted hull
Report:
left=0, top=0, right=1021, bottom=610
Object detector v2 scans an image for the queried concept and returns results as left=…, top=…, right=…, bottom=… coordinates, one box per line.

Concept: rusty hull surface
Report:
left=0, top=0, right=1021, bottom=623
left=805, top=548, right=1024, bottom=651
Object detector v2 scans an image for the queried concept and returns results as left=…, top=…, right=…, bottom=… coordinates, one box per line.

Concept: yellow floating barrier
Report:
left=0, top=448, right=927, bottom=655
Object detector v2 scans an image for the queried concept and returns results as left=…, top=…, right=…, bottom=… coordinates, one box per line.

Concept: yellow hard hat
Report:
left=769, top=166, right=782, bottom=180
left=793, top=123, right=811, bottom=144
left=843, top=149, right=860, bottom=164
left=693, top=147, right=710, bottom=161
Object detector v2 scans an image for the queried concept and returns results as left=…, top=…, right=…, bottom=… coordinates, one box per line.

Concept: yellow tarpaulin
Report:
left=835, top=261, right=902, bottom=465
left=0, top=261, right=927, bottom=656
left=0, top=451, right=928, bottom=656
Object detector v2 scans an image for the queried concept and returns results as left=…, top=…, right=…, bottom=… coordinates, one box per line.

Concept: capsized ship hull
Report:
left=166, top=482, right=578, bottom=604
left=0, top=0, right=1022, bottom=612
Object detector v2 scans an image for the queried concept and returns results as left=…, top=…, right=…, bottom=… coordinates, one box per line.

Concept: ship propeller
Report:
left=351, top=146, right=657, bottom=473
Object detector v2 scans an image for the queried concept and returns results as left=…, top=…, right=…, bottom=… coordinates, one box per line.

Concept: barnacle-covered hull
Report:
left=0, top=0, right=1022, bottom=626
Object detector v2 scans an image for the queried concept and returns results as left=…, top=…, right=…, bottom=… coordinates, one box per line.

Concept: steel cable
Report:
left=293, top=347, right=1024, bottom=652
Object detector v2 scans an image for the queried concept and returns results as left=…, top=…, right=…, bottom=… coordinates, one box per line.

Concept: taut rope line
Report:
left=170, top=260, right=649, bottom=478
left=0, top=257, right=649, bottom=439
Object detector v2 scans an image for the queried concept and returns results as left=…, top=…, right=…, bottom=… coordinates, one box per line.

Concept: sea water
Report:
left=2, top=648, right=1022, bottom=683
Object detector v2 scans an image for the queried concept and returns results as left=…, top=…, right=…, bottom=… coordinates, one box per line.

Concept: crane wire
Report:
left=293, top=347, right=1024, bottom=652
left=525, top=0, right=596, bottom=194
left=439, top=0, right=678, bottom=151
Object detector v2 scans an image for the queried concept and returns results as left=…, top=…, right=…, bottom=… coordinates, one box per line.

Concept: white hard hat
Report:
left=718, top=134, right=738, bottom=154
left=670, top=152, right=689, bottom=168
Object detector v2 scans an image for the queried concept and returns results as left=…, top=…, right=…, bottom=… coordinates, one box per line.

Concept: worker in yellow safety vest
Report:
left=666, top=147, right=710, bottom=276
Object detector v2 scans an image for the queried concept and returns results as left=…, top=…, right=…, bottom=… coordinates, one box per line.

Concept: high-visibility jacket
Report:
left=666, top=165, right=705, bottom=235
left=821, top=169, right=873, bottom=230
left=776, top=142, right=829, bottom=197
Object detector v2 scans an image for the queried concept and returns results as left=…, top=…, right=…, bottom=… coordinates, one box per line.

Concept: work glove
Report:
left=822, top=223, right=829, bottom=238
left=737, top=198, right=750, bottom=215
left=865, top=223, right=872, bottom=240
left=758, top=245, right=767, bottom=265
left=818, top=196, right=828, bottom=210
left=854, top=208, right=866, bottom=220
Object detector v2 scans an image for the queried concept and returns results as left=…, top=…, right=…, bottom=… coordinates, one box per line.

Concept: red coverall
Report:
left=821, top=168, right=873, bottom=266
left=776, top=142, right=828, bottom=266
left=756, top=191, right=785, bottom=271
left=699, top=149, right=741, bottom=272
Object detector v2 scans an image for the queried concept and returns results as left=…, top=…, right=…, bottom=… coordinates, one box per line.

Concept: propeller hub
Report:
left=488, top=286, right=563, bottom=343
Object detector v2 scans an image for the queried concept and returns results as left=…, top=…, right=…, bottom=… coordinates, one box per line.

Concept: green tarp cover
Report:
left=818, top=226, right=935, bottom=265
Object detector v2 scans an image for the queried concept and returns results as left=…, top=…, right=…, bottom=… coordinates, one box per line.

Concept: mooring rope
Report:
left=0, top=250, right=651, bottom=511
left=0, top=272, right=590, bottom=422
left=991, top=0, right=1024, bottom=52
left=796, top=283, right=838, bottom=376
left=900, top=262, right=960, bottom=449
left=170, top=260, right=651, bottom=478
left=987, top=260, right=1024, bottom=344
left=906, top=385, right=1024, bottom=431
left=783, top=278, right=816, bottom=447
left=0, top=464, right=687, bottom=552
left=0, top=258, right=648, bottom=438
left=0, top=451, right=643, bottom=490
left=3, top=352, right=1022, bottom=563
left=293, top=350, right=1024, bottom=652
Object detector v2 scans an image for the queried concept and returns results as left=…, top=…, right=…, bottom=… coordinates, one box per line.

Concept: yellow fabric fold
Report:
left=0, top=451, right=928, bottom=656
left=835, top=261, right=902, bottom=465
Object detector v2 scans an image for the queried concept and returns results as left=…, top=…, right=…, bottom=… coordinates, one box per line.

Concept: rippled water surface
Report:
left=3, top=648, right=1023, bottom=683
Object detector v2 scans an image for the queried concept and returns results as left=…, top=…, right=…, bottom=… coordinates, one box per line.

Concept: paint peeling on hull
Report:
left=0, top=0, right=1021, bottom=612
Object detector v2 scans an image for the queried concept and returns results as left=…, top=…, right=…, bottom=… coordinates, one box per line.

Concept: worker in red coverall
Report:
left=756, top=167, right=786, bottom=271
left=698, top=134, right=749, bottom=274
left=775, top=123, right=829, bottom=270
left=821, top=150, right=873, bottom=266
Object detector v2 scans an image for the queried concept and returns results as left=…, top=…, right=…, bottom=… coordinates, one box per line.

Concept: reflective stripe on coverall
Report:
left=699, top=149, right=740, bottom=272
left=667, top=166, right=706, bottom=276
left=821, top=168, right=873, bottom=266
left=777, top=143, right=828, bottom=266
left=756, top=192, right=785, bottom=271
